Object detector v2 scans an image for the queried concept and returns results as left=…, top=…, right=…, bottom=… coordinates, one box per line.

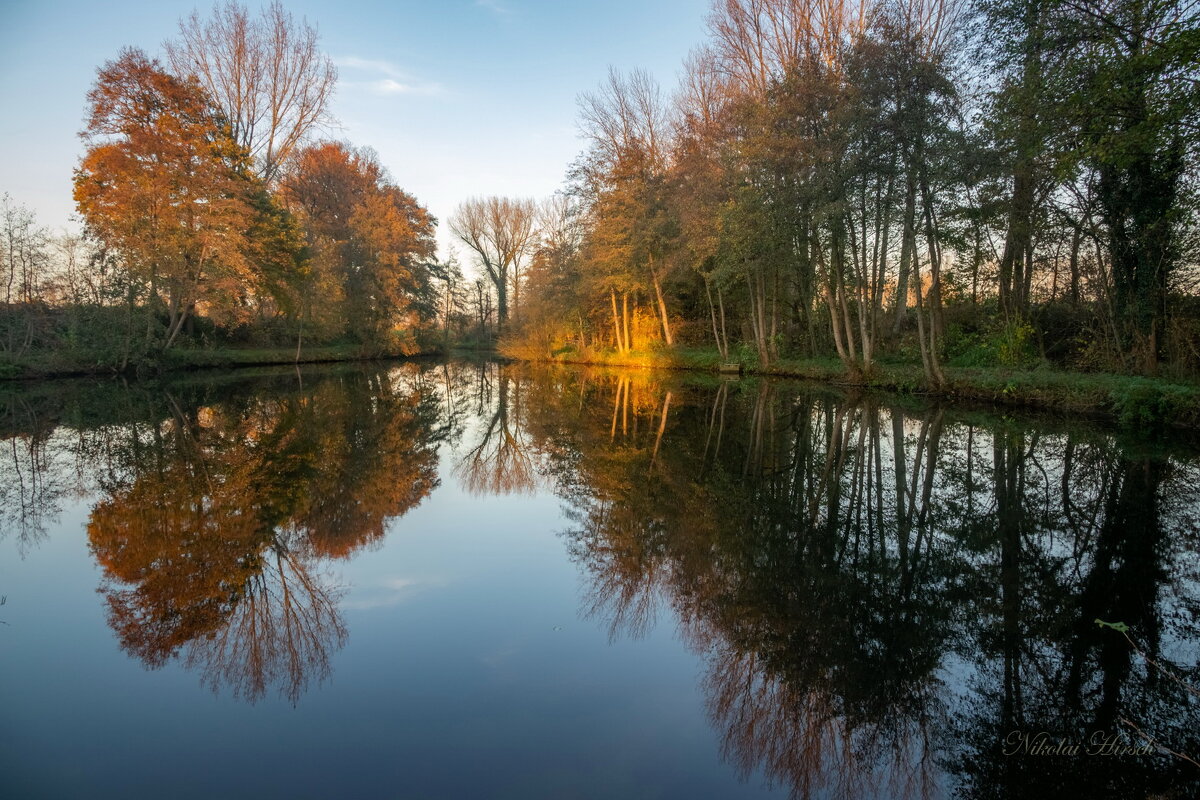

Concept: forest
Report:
left=507, top=0, right=1200, bottom=387
left=1, top=0, right=1199, bottom=404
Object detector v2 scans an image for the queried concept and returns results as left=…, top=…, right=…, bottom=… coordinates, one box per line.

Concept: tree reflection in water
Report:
left=3, top=361, right=1199, bottom=797
left=455, top=371, right=538, bottom=495
left=16, top=366, right=445, bottom=704
left=511, top=365, right=1200, bottom=799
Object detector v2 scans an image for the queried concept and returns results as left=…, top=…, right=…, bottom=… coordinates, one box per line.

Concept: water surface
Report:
left=2, top=360, right=1199, bottom=798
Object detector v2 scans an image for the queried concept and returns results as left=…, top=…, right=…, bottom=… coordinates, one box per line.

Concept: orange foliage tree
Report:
left=73, top=48, right=274, bottom=349
left=282, top=142, right=438, bottom=346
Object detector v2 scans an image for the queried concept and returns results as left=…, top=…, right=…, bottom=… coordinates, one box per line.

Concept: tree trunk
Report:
left=892, top=172, right=918, bottom=336
left=622, top=292, right=631, bottom=353
left=610, top=287, right=625, bottom=353
left=650, top=264, right=673, bottom=346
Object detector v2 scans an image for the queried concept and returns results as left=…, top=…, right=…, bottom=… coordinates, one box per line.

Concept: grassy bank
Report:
left=9, top=337, right=1199, bottom=430
left=501, top=343, right=1200, bottom=430
left=0, top=344, right=449, bottom=381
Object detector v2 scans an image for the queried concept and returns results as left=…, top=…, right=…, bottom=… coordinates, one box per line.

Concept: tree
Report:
left=166, top=0, right=337, bottom=184
left=347, top=184, right=439, bottom=340
left=577, top=68, right=679, bottom=347
left=449, top=196, right=537, bottom=332
left=981, top=0, right=1061, bottom=320
left=0, top=195, right=51, bottom=355
left=73, top=48, right=260, bottom=350
left=282, top=141, right=437, bottom=345
left=1061, top=0, right=1200, bottom=372
left=672, top=48, right=736, bottom=359
left=1, top=194, right=49, bottom=307
left=509, top=195, right=589, bottom=356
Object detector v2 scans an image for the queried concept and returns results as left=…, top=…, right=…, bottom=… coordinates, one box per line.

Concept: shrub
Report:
left=1110, top=380, right=1195, bottom=428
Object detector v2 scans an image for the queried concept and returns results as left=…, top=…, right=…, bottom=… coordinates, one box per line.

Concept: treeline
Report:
left=1, top=1, right=450, bottom=374
left=496, top=0, right=1200, bottom=380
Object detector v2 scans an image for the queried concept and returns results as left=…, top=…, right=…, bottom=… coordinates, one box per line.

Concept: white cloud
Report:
left=343, top=576, right=444, bottom=610
left=475, top=0, right=512, bottom=15
left=335, top=55, right=444, bottom=97
left=368, top=78, right=442, bottom=96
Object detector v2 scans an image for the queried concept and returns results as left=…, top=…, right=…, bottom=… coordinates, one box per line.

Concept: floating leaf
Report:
left=1095, top=619, right=1129, bottom=633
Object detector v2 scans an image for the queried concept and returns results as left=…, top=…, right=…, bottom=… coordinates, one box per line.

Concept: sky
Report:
left=0, top=0, right=711, bottom=260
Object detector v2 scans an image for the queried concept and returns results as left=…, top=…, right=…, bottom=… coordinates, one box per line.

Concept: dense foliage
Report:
left=504, top=0, right=1200, bottom=381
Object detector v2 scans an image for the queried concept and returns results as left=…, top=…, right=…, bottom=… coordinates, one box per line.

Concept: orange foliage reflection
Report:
left=87, top=367, right=440, bottom=703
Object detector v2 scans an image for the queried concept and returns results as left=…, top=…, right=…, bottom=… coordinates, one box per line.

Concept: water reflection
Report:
left=4, top=367, right=445, bottom=703
left=455, top=371, right=537, bottom=496
left=2, top=361, right=1199, bottom=796
left=521, top=370, right=1200, bottom=798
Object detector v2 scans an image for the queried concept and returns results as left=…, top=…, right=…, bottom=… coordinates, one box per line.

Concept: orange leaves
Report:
left=74, top=48, right=264, bottom=340
left=282, top=142, right=437, bottom=339
left=72, top=45, right=433, bottom=349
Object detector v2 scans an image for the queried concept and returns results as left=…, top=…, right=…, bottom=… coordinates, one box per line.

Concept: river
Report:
left=2, top=359, right=1198, bottom=798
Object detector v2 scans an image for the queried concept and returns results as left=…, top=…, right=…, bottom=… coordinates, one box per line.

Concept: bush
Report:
left=1110, top=380, right=1195, bottom=428
left=946, top=319, right=1039, bottom=368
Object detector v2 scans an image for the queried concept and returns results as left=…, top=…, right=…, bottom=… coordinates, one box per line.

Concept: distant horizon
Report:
left=0, top=0, right=709, bottom=266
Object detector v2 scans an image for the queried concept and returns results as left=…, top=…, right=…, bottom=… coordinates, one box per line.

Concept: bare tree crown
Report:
left=166, top=0, right=337, bottom=184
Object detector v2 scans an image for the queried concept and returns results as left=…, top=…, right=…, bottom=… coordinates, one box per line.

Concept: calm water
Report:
left=2, top=360, right=1199, bottom=799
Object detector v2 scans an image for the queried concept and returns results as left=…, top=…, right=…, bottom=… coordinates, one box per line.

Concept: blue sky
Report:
left=0, top=0, right=710, bottom=258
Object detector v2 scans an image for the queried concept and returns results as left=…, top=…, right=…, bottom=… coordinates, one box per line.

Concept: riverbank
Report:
left=0, top=343, right=473, bottom=381
left=502, top=345, right=1200, bottom=430
left=7, top=340, right=1199, bottom=430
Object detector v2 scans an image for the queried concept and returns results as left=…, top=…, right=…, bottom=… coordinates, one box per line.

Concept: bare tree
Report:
left=537, top=194, right=584, bottom=257
left=1, top=194, right=49, bottom=307
left=166, top=0, right=337, bottom=184
left=578, top=67, right=671, bottom=174
left=449, top=196, right=537, bottom=331
left=706, top=0, right=811, bottom=99
left=676, top=46, right=731, bottom=132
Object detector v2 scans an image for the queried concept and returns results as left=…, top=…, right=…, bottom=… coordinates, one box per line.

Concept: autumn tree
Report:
left=577, top=68, right=679, bottom=348
left=449, top=196, right=537, bottom=332
left=73, top=48, right=265, bottom=350
left=500, top=195, right=591, bottom=356
left=672, top=48, right=735, bottom=359
left=166, top=0, right=337, bottom=184
left=282, top=141, right=437, bottom=346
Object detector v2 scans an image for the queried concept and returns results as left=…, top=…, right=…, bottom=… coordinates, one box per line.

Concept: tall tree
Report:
left=577, top=68, right=679, bottom=347
left=281, top=141, right=437, bottom=345
left=449, top=196, right=537, bottom=332
left=166, top=0, right=337, bottom=184
left=74, top=48, right=260, bottom=350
